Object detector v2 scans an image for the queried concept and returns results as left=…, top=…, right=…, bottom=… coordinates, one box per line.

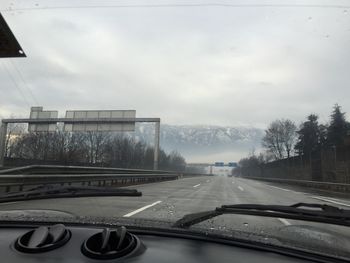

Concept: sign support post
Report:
left=0, top=122, right=8, bottom=167
left=154, top=121, right=160, bottom=170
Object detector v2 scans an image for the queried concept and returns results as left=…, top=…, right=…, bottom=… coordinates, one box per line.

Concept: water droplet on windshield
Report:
left=308, top=17, right=312, bottom=20
left=218, top=226, right=226, bottom=231
left=344, top=10, right=348, bottom=14
left=325, top=34, right=330, bottom=38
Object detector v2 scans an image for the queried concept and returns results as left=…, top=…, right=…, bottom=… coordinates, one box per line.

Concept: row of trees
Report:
left=239, top=104, right=349, bottom=167
left=3, top=126, right=186, bottom=171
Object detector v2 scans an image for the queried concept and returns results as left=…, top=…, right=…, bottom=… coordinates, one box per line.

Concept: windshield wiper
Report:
left=0, top=185, right=142, bottom=203
left=173, top=203, right=350, bottom=228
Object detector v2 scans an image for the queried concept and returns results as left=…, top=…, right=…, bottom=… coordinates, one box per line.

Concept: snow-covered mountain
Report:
left=132, top=124, right=264, bottom=163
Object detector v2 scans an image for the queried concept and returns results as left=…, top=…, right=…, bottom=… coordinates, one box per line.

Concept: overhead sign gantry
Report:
left=0, top=107, right=161, bottom=169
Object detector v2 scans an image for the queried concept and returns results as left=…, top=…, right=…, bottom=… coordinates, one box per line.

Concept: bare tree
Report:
left=262, top=120, right=284, bottom=159
left=6, top=129, right=187, bottom=171
left=48, top=131, right=87, bottom=164
left=281, top=119, right=297, bottom=158
left=84, top=131, right=111, bottom=164
left=5, top=122, right=26, bottom=158
left=262, top=119, right=297, bottom=160
left=167, top=151, right=186, bottom=171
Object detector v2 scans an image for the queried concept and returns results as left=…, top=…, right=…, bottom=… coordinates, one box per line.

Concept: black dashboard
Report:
left=0, top=223, right=332, bottom=263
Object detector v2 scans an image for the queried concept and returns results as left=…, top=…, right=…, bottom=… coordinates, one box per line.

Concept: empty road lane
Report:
left=0, top=175, right=349, bottom=234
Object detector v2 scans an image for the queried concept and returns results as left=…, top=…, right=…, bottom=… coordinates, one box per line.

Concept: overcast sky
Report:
left=1, top=0, right=350, bottom=128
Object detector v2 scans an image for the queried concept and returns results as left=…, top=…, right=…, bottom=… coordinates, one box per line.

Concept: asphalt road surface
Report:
left=0, top=175, right=350, bottom=235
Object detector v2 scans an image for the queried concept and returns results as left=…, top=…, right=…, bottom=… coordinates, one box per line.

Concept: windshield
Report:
left=1, top=0, right=350, bottom=260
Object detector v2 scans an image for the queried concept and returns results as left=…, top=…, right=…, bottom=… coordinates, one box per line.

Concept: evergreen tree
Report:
left=327, top=104, right=348, bottom=146
left=295, top=114, right=320, bottom=156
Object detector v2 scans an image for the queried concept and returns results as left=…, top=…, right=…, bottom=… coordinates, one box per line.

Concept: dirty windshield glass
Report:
left=0, top=0, right=350, bottom=259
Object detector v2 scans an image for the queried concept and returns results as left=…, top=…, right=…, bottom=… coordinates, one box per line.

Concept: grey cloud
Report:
left=1, top=1, right=350, bottom=128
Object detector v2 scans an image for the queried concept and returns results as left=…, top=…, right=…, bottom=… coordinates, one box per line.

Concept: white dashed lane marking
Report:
left=278, top=218, right=291, bottom=226
left=123, top=201, right=162, bottom=217
left=238, top=186, right=244, bottom=191
left=193, top=184, right=201, bottom=188
left=268, top=185, right=291, bottom=192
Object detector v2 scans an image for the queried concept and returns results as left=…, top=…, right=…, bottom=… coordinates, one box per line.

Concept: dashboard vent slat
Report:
left=27, top=226, right=49, bottom=248
left=50, top=224, right=67, bottom=243
left=82, top=226, right=144, bottom=260
left=15, top=224, right=71, bottom=253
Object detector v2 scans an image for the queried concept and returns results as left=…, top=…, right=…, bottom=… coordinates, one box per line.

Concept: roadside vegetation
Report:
left=238, top=104, right=349, bottom=172
left=2, top=127, right=186, bottom=171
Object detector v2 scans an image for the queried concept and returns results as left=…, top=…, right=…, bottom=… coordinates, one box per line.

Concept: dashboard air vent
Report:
left=15, top=224, right=71, bottom=253
left=82, top=226, right=143, bottom=260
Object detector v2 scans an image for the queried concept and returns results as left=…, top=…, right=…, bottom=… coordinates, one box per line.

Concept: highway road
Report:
left=0, top=175, right=350, bottom=236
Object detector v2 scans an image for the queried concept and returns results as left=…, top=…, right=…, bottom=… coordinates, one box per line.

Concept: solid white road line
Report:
left=266, top=185, right=302, bottom=194
left=193, top=184, right=201, bottom=188
left=267, top=185, right=291, bottom=192
left=0, top=201, right=20, bottom=206
left=278, top=218, right=291, bottom=226
left=238, top=186, right=244, bottom=191
left=123, top=201, right=162, bottom=217
left=312, top=196, right=350, bottom=207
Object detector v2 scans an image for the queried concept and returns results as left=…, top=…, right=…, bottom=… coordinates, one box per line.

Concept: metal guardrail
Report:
left=0, top=173, right=179, bottom=194
left=0, top=165, right=208, bottom=194
left=242, top=176, right=350, bottom=193
left=0, top=165, right=174, bottom=175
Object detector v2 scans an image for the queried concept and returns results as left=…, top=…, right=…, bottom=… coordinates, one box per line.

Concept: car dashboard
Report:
left=0, top=223, right=337, bottom=263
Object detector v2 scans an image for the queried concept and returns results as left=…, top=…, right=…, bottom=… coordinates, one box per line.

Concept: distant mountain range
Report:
left=131, top=124, right=264, bottom=163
